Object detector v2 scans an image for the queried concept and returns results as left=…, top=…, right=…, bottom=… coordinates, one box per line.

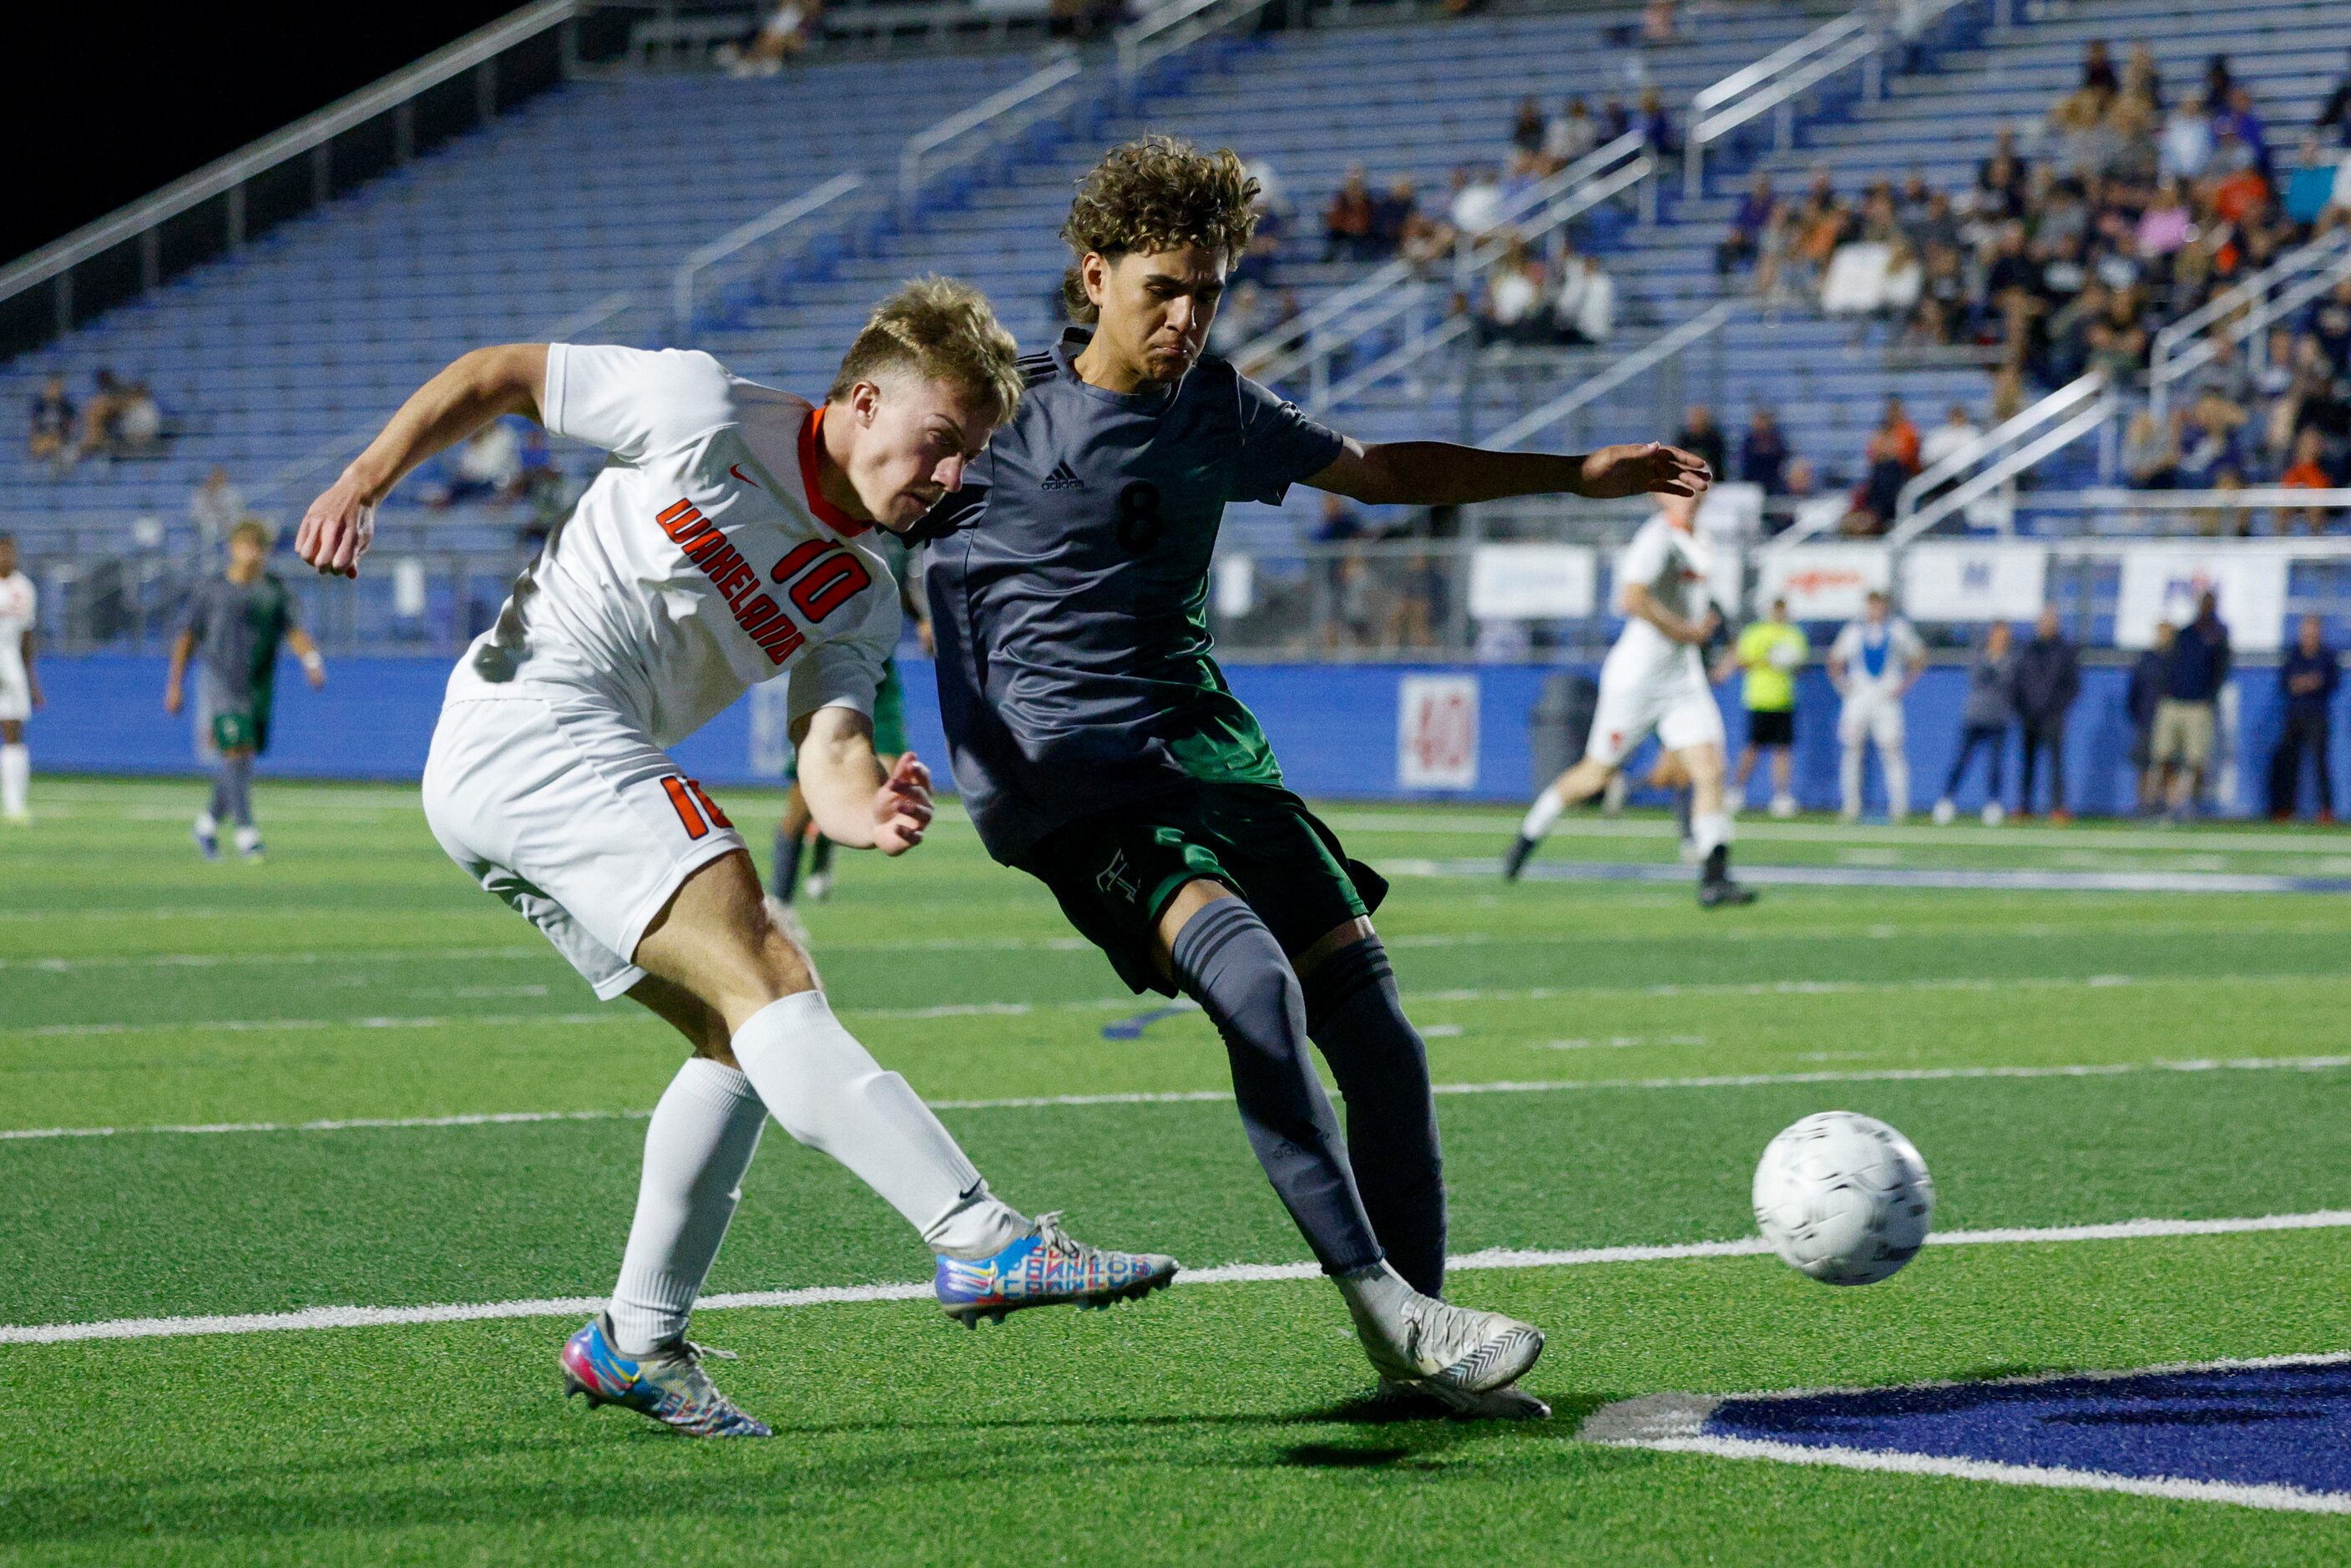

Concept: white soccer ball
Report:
left=1752, top=1111, right=1934, bottom=1286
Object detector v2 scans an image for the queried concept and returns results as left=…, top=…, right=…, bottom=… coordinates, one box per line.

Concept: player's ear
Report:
left=850, top=379, right=883, bottom=427
left=1083, top=252, right=1111, bottom=309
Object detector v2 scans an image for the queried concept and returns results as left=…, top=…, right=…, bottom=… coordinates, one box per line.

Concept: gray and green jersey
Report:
left=182, top=572, right=297, bottom=712
left=921, top=328, right=1344, bottom=864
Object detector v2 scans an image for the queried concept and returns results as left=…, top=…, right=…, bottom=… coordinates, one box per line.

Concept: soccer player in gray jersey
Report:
left=920, top=138, right=1710, bottom=1418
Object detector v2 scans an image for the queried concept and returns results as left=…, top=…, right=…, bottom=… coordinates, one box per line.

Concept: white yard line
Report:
left=11, top=968, right=2348, bottom=1041
left=7, top=1054, right=2348, bottom=1143
left=8, top=1211, right=2346, bottom=1348
left=1317, top=809, right=2344, bottom=856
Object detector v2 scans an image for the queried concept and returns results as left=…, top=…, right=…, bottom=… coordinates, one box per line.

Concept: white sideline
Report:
left=7, top=1211, right=2347, bottom=1348
left=7, top=1054, right=2350, bottom=1142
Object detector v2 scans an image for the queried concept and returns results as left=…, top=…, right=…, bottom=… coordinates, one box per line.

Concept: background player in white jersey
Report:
left=294, top=280, right=1174, bottom=1440
left=1830, top=589, right=1926, bottom=822
left=1506, top=492, right=1755, bottom=906
left=0, top=534, right=38, bottom=826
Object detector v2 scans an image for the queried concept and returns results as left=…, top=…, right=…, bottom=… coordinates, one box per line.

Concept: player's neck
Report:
left=813, top=402, right=876, bottom=524
left=1071, top=332, right=1151, bottom=396
left=225, top=564, right=260, bottom=585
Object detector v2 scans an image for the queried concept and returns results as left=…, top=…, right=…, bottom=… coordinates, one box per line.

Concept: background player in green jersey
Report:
left=164, top=519, right=326, bottom=860
left=921, top=136, right=1709, bottom=1417
left=1725, top=595, right=1808, bottom=817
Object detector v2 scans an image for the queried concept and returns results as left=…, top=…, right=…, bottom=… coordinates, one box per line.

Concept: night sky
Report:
left=1, top=2, right=522, bottom=266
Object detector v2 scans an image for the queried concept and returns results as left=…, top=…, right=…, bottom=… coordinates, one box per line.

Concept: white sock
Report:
left=1693, top=810, right=1732, bottom=858
left=728, top=992, right=1026, bottom=1259
left=233, top=824, right=262, bottom=853
left=1885, top=756, right=1911, bottom=819
left=609, top=1058, right=767, bottom=1355
left=1335, top=1259, right=1422, bottom=1351
left=1518, top=787, right=1564, bottom=842
left=1840, top=745, right=1864, bottom=816
left=0, top=744, right=25, bottom=816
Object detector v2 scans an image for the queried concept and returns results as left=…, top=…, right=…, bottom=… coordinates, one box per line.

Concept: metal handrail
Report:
left=1888, top=380, right=2119, bottom=544
left=1117, top=0, right=1279, bottom=85
left=673, top=172, right=869, bottom=330
left=1236, top=135, right=1652, bottom=407
left=1892, top=372, right=2105, bottom=524
left=1683, top=0, right=1974, bottom=200
left=897, top=53, right=1083, bottom=216
left=0, top=0, right=585, bottom=329
left=2150, top=232, right=2351, bottom=421
left=1484, top=302, right=1737, bottom=450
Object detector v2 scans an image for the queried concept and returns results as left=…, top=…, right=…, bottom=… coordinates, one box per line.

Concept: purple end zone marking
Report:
left=1704, top=1362, right=2351, bottom=1495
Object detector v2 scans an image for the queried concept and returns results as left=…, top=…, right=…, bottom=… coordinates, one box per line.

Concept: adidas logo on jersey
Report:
left=1041, top=460, right=1085, bottom=492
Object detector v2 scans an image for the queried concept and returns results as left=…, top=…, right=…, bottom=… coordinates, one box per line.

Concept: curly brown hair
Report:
left=1059, top=136, right=1260, bottom=324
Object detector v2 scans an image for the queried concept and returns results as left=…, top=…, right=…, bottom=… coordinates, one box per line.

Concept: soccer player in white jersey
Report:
left=1829, top=589, right=1926, bottom=822
left=1505, top=492, right=1755, bottom=906
left=0, top=534, right=38, bottom=826
left=295, top=281, right=1176, bottom=1440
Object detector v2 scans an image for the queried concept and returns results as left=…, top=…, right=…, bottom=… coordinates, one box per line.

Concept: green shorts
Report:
left=786, top=660, right=905, bottom=782
left=1019, top=781, right=1389, bottom=998
left=210, top=700, right=272, bottom=755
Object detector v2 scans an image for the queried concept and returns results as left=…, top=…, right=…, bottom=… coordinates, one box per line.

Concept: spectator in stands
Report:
left=1716, top=173, right=1775, bottom=278
left=115, top=381, right=161, bottom=456
left=2202, top=53, right=2236, bottom=114
left=1398, top=200, right=1454, bottom=273
left=1878, top=396, right=1921, bottom=472
left=1635, top=88, right=1679, bottom=157
left=1546, top=97, right=1599, bottom=169
left=1552, top=251, right=1615, bottom=345
left=191, top=468, right=244, bottom=562
left=1843, top=429, right=1912, bottom=536
left=2136, top=177, right=2196, bottom=260
left=2269, top=613, right=2340, bottom=821
left=1740, top=407, right=1790, bottom=493
left=2125, top=40, right=2164, bottom=110
left=1675, top=405, right=1727, bottom=478
left=2014, top=605, right=2081, bottom=822
left=2318, top=48, right=2351, bottom=149
left=2312, top=280, right=2351, bottom=373
left=1384, top=550, right=1444, bottom=651
left=1978, top=129, right=2030, bottom=220
left=1914, top=403, right=1980, bottom=503
left=1937, top=620, right=2017, bottom=825
left=2281, top=427, right=2341, bottom=532
left=1598, top=98, right=1633, bottom=145
left=722, top=0, right=822, bottom=73
left=1641, top=0, right=1680, bottom=45
left=1510, top=97, right=1548, bottom=172
left=75, top=369, right=128, bottom=460
left=1372, top=178, right=1418, bottom=256
left=1230, top=193, right=1287, bottom=288
left=2161, top=97, right=2215, bottom=182
left=28, top=375, right=72, bottom=468
left=2130, top=620, right=2174, bottom=812
left=2081, top=39, right=2118, bottom=96
left=2177, top=388, right=2251, bottom=491
left=1473, top=238, right=1549, bottom=346
left=2155, top=589, right=2232, bottom=818
left=2122, top=407, right=2182, bottom=488
left=2217, top=86, right=2273, bottom=178
left=2192, top=333, right=2256, bottom=407
left=433, top=417, right=526, bottom=508
left=1449, top=166, right=1506, bottom=240
left=2049, top=80, right=2121, bottom=183
left=1322, top=166, right=1379, bottom=262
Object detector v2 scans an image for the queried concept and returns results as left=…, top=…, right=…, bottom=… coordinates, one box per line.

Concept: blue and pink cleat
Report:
left=559, top=1312, right=772, bottom=1438
left=934, top=1211, right=1178, bottom=1328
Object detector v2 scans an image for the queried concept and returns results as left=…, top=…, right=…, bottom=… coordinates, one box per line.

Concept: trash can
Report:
left=1530, top=670, right=1598, bottom=791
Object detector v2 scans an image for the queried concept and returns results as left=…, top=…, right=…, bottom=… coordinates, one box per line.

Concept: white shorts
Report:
left=1838, top=687, right=1907, bottom=751
left=422, top=694, right=747, bottom=1000
left=1584, top=668, right=1725, bottom=769
left=0, top=660, right=28, bottom=724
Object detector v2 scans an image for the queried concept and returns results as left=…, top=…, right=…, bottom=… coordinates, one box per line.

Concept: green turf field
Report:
left=3, top=780, right=2348, bottom=1564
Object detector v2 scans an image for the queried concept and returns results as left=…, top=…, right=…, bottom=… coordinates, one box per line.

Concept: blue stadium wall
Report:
left=28, top=655, right=2348, bottom=817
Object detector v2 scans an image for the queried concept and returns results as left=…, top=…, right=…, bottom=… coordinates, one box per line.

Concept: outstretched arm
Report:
left=296, top=344, right=549, bottom=579
left=789, top=705, right=933, bottom=855
left=1624, top=583, right=1716, bottom=646
left=1307, top=438, right=1711, bottom=508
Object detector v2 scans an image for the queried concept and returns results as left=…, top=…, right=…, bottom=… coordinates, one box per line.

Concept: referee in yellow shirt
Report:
left=1720, top=595, right=1808, bottom=817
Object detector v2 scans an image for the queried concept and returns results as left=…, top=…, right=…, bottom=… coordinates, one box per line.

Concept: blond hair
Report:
left=828, top=276, right=1024, bottom=421
left=229, top=518, right=272, bottom=551
left=1059, top=136, right=1260, bottom=324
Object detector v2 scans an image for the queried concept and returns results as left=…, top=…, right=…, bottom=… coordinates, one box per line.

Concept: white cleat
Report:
left=1932, top=798, right=1956, bottom=827
left=1981, top=801, right=2005, bottom=826
left=803, top=871, right=832, bottom=902
left=1768, top=794, right=1797, bottom=820
left=1345, top=1272, right=1545, bottom=1415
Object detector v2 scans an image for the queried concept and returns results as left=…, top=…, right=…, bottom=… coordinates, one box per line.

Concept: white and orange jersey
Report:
left=0, top=570, right=34, bottom=670
left=448, top=343, right=898, bottom=746
left=1604, top=512, right=1711, bottom=688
